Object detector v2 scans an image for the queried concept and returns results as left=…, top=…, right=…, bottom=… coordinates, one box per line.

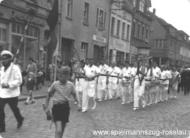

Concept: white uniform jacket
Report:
left=0, top=63, right=22, bottom=98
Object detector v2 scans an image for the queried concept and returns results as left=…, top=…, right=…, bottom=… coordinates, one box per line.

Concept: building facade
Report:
left=0, top=0, right=50, bottom=69
left=150, top=12, right=190, bottom=66
left=60, top=0, right=111, bottom=64
left=130, top=0, right=152, bottom=62
left=109, top=0, right=133, bottom=65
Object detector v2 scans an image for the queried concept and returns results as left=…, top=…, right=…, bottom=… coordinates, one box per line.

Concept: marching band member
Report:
left=107, top=64, right=114, bottom=100
left=81, top=62, right=97, bottom=112
left=160, top=65, right=170, bottom=101
left=152, top=62, right=161, bottom=103
left=145, top=62, right=153, bottom=106
left=97, top=63, right=107, bottom=101
left=133, top=59, right=146, bottom=110
left=166, top=66, right=173, bottom=99
left=103, top=63, right=111, bottom=100
left=108, top=64, right=121, bottom=99
left=120, top=64, right=132, bottom=104
left=74, top=60, right=86, bottom=111
left=170, top=67, right=180, bottom=99
left=115, top=65, right=122, bottom=99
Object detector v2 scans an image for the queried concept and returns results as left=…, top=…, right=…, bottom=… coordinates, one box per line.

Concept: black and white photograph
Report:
left=0, top=0, right=190, bottom=138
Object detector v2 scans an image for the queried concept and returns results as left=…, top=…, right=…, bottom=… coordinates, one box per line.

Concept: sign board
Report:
left=93, top=35, right=107, bottom=43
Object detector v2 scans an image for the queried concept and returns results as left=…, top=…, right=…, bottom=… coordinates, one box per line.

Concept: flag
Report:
left=53, top=38, right=59, bottom=57
left=46, top=0, right=59, bottom=64
left=47, top=0, right=58, bottom=33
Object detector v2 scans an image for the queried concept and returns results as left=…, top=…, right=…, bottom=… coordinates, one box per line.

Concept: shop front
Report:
left=92, top=34, right=107, bottom=64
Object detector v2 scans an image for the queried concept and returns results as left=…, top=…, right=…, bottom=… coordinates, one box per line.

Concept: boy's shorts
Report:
left=52, top=102, right=70, bottom=123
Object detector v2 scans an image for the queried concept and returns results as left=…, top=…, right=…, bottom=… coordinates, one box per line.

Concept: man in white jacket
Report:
left=0, top=50, right=24, bottom=133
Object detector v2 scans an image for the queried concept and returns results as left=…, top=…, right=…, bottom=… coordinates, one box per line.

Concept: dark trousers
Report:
left=0, top=97, right=23, bottom=130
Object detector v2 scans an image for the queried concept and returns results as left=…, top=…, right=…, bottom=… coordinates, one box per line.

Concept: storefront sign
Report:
left=93, top=35, right=107, bottom=43
left=138, top=49, right=150, bottom=55
left=110, top=38, right=130, bottom=52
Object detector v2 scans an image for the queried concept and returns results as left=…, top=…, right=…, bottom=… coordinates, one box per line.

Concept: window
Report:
left=145, top=28, right=149, bottom=41
left=116, top=20, right=120, bottom=37
left=132, top=21, right=136, bottom=37
left=126, top=24, right=130, bottom=41
left=133, top=0, right=136, bottom=7
left=83, top=2, right=89, bottom=26
left=96, top=8, right=106, bottom=31
left=139, top=0, right=145, bottom=12
left=121, top=22, right=126, bottom=40
left=12, top=22, right=39, bottom=38
left=111, top=17, right=115, bottom=36
left=137, top=24, right=140, bottom=39
left=142, top=26, right=144, bottom=40
left=81, top=42, right=88, bottom=60
left=66, top=0, right=73, bottom=18
left=0, top=28, right=6, bottom=42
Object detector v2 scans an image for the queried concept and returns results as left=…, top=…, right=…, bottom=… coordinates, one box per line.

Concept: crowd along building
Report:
left=0, top=0, right=50, bottom=70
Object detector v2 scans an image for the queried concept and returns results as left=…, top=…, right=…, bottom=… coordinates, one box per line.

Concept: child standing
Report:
left=25, top=72, right=35, bottom=104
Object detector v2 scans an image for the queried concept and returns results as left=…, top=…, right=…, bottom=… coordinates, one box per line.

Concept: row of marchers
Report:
left=73, top=64, right=179, bottom=112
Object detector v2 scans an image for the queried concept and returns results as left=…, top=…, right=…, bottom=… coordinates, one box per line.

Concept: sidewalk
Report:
left=19, top=81, right=51, bottom=101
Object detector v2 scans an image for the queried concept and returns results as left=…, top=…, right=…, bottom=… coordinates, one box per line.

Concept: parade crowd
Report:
left=1, top=49, right=190, bottom=138
left=70, top=59, right=188, bottom=111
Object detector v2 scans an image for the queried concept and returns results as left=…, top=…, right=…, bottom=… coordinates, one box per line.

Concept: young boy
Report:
left=44, top=66, right=78, bottom=138
left=25, top=72, right=35, bottom=104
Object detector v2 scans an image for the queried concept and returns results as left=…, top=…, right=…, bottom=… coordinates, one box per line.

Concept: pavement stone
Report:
left=1, top=91, right=190, bottom=138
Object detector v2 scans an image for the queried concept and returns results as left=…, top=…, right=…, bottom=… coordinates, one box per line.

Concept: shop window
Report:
left=81, top=42, right=88, bottom=60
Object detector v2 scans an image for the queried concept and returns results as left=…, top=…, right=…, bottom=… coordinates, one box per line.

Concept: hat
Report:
left=1, top=50, right=14, bottom=58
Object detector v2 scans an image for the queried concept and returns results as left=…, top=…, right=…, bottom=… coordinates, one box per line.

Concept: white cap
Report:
left=0, top=50, right=14, bottom=58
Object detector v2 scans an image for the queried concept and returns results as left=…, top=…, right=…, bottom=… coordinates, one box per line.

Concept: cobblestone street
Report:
left=1, top=90, right=190, bottom=138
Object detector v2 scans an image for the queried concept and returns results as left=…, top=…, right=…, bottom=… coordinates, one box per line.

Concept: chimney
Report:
left=153, top=8, right=156, bottom=15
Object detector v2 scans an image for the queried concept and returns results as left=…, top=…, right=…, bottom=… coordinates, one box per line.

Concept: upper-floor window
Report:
left=121, top=22, right=126, bottom=40
left=111, top=17, right=115, bottom=36
left=12, top=22, right=38, bottom=38
left=126, top=24, right=130, bottom=41
left=83, top=2, right=89, bottom=26
left=145, top=28, right=149, bottom=42
left=142, top=26, right=145, bottom=40
left=133, top=0, right=137, bottom=7
left=137, top=23, right=140, bottom=39
left=116, top=20, right=121, bottom=37
left=139, top=0, right=145, bottom=12
left=66, top=0, right=73, bottom=19
left=96, top=8, right=106, bottom=31
left=0, top=24, right=7, bottom=42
